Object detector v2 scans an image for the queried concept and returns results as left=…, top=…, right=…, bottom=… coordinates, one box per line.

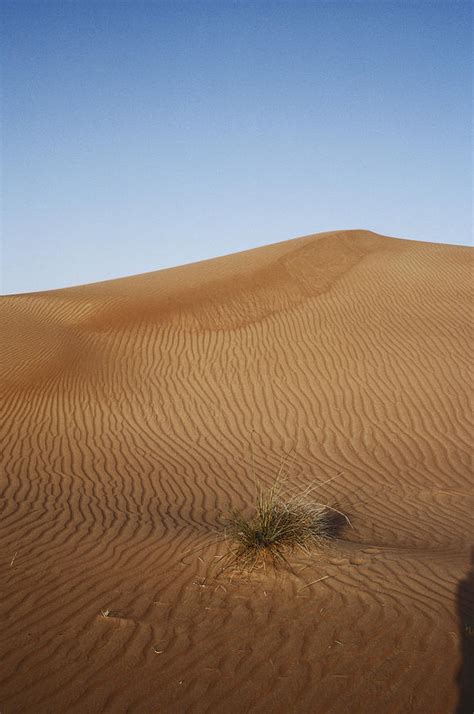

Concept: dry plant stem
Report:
left=298, top=575, right=331, bottom=591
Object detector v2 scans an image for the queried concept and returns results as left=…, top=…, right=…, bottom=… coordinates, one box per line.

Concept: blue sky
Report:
left=1, top=1, right=472, bottom=294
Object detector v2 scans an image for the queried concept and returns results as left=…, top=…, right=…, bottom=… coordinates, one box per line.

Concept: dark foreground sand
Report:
left=1, top=230, right=473, bottom=713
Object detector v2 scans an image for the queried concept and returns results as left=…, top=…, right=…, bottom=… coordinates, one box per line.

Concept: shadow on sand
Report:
left=456, top=546, right=474, bottom=714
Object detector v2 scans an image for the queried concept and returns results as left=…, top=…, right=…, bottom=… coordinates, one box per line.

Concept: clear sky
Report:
left=1, top=1, right=472, bottom=294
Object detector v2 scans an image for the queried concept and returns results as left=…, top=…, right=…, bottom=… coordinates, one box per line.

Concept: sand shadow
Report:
left=324, top=506, right=350, bottom=539
left=455, top=546, right=474, bottom=714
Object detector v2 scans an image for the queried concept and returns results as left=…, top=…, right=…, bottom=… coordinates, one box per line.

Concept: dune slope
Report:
left=1, top=229, right=473, bottom=713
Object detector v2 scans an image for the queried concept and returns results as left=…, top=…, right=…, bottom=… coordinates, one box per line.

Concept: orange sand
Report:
left=1, top=230, right=473, bottom=713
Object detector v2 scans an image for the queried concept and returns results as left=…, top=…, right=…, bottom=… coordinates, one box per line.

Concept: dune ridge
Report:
left=1, top=229, right=473, bottom=713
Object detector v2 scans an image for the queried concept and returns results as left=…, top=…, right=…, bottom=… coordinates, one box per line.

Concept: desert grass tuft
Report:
left=222, top=470, right=350, bottom=573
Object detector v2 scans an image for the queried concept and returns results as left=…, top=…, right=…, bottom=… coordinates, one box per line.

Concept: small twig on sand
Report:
left=298, top=575, right=331, bottom=591
left=10, top=552, right=17, bottom=567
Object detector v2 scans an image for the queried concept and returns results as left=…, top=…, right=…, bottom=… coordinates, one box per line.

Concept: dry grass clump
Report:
left=222, top=473, right=349, bottom=573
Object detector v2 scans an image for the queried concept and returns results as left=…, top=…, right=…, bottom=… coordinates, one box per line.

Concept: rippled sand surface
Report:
left=1, top=230, right=473, bottom=713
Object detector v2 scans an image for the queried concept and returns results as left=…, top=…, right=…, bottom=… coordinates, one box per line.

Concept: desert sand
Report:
left=1, top=229, right=473, bottom=713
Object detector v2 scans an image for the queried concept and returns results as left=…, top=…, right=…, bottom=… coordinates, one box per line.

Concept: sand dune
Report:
left=1, top=229, right=473, bottom=713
